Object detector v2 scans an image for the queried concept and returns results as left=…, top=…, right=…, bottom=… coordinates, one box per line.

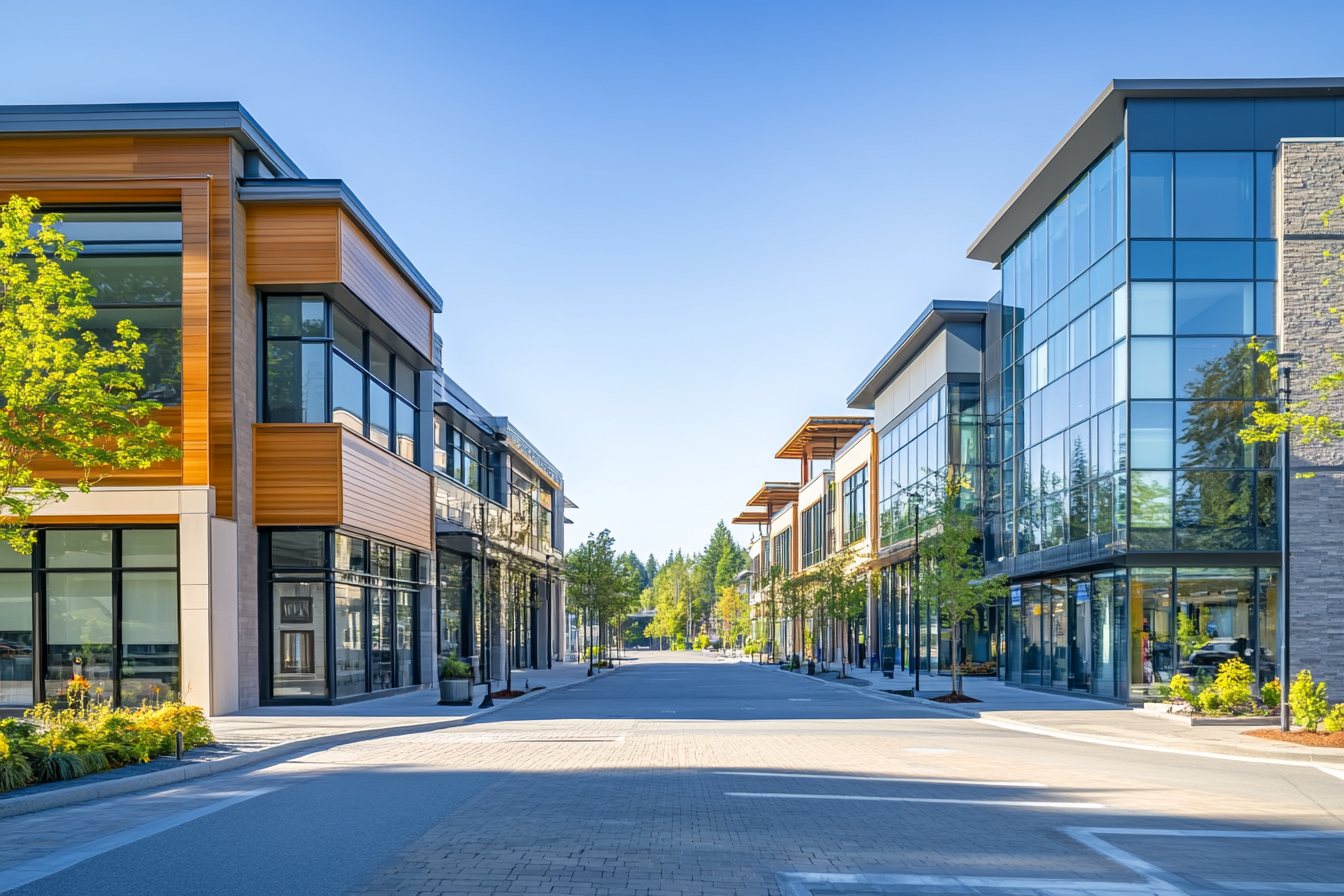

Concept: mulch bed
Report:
left=930, top=693, right=983, bottom=704
left=489, top=689, right=527, bottom=699
left=1244, top=728, right=1344, bottom=748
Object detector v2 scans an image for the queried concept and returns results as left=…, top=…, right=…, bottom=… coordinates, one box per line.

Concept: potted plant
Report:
left=438, top=651, right=473, bottom=706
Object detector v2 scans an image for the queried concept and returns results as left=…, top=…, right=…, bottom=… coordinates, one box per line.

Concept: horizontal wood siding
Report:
left=0, top=135, right=238, bottom=515
left=338, top=213, right=432, bottom=359
left=252, top=424, right=343, bottom=526
left=246, top=205, right=340, bottom=285
left=26, top=408, right=185, bottom=487
left=340, top=429, right=433, bottom=550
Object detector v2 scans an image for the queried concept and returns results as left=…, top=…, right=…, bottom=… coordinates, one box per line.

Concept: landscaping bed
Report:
left=0, top=680, right=214, bottom=795
left=1244, top=728, right=1344, bottom=748
left=930, top=693, right=983, bottom=704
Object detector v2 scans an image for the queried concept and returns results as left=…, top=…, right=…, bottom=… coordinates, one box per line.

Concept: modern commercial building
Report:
left=0, top=102, right=568, bottom=714
left=846, top=301, right=989, bottom=678
left=969, top=79, right=1344, bottom=700
left=733, top=79, right=1344, bottom=701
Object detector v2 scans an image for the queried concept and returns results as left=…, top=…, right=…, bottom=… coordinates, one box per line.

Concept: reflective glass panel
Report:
left=369, top=382, right=392, bottom=450
left=1049, top=202, right=1069, bottom=296
left=334, top=308, right=364, bottom=364
left=1070, top=174, right=1090, bottom=280
left=122, top=530, right=176, bottom=567
left=272, top=581, right=327, bottom=698
left=1130, top=401, right=1174, bottom=469
left=1175, top=473, right=1253, bottom=550
left=1174, top=241, right=1254, bottom=280
left=335, top=584, right=366, bottom=698
left=45, top=530, right=112, bottom=568
left=1130, top=282, right=1173, bottom=335
left=1131, top=153, right=1173, bottom=238
left=1175, top=283, right=1253, bottom=335
left=1130, top=471, right=1173, bottom=550
left=332, top=353, right=364, bottom=433
left=272, top=531, right=324, bottom=569
left=1175, top=152, right=1253, bottom=238
left=0, top=573, right=33, bottom=706
left=1131, top=241, right=1174, bottom=279
left=1175, top=337, right=1252, bottom=399
left=1130, top=338, right=1173, bottom=399
left=1177, top=401, right=1255, bottom=469
left=120, top=571, right=179, bottom=705
left=1130, top=568, right=1173, bottom=697
left=45, top=572, right=114, bottom=703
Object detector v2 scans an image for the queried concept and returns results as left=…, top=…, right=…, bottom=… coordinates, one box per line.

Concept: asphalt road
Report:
left=2, top=652, right=1342, bottom=895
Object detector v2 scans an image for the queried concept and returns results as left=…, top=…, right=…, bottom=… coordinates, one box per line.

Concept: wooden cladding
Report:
left=253, top=424, right=344, bottom=527
left=337, top=214, right=432, bottom=359
left=339, top=429, right=434, bottom=551
left=246, top=206, right=432, bottom=359
left=253, top=424, right=433, bottom=550
left=0, top=135, right=241, bottom=517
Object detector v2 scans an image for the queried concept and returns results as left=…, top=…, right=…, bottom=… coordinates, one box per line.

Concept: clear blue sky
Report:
left=3, top=1, right=1330, bottom=561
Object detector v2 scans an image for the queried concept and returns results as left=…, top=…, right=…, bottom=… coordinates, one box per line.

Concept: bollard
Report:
left=175, top=731, right=184, bottom=761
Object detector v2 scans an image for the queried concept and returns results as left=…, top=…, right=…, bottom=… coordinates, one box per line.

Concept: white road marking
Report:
left=977, top=716, right=1344, bottom=780
left=1212, top=884, right=1344, bottom=893
left=0, top=788, right=280, bottom=893
left=726, top=791, right=1104, bottom=808
left=715, top=771, right=1048, bottom=787
left=788, top=698, right=811, bottom=702
left=775, top=871, right=1168, bottom=895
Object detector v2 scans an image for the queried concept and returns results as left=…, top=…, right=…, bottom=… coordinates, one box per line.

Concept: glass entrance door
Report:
left=1050, top=580, right=1069, bottom=688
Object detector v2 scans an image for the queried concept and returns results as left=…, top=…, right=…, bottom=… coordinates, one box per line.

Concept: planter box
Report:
left=1135, top=705, right=1279, bottom=727
left=438, top=678, right=472, bottom=706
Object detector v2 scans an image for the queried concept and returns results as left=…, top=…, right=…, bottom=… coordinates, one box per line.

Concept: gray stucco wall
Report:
left=1277, top=138, right=1344, bottom=693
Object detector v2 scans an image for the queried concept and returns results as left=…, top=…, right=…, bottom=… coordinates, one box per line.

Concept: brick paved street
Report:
left=2, top=652, right=1343, bottom=895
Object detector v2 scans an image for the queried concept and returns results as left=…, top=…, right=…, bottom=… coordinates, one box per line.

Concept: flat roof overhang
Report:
left=967, top=78, right=1344, bottom=266
left=847, top=300, right=988, bottom=410
left=745, top=482, right=800, bottom=509
left=731, top=511, right=772, bottom=527
left=774, top=417, right=872, bottom=460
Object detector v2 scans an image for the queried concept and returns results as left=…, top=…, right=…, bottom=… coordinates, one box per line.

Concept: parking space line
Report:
left=775, top=871, right=1168, bottom=895
left=715, top=771, right=1048, bottom=787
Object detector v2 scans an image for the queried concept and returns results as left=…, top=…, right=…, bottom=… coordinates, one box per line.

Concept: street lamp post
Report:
left=912, top=497, right=921, bottom=695
left=478, top=501, right=494, bottom=709
left=1278, top=352, right=1300, bottom=732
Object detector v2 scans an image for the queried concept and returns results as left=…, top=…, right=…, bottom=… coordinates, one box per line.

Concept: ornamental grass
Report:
left=0, top=677, right=213, bottom=794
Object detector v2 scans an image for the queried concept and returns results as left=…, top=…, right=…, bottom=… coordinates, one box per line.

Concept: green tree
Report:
left=564, top=530, right=638, bottom=670
left=717, top=583, right=749, bottom=649
left=913, top=474, right=1009, bottom=697
left=0, top=197, right=180, bottom=552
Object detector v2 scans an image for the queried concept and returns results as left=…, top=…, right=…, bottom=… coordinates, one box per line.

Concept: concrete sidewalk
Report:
left=0, top=659, right=611, bottom=819
left=745, top=655, right=1344, bottom=768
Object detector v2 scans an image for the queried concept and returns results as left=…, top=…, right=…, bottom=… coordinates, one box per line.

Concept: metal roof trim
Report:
left=846, top=300, right=988, bottom=409
left=237, top=178, right=442, bottom=312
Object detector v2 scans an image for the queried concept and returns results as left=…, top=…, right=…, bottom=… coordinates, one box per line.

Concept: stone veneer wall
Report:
left=1277, top=139, right=1344, bottom=693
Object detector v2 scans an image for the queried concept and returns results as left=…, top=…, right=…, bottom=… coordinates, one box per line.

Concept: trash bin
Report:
left=881, top=646, right=896, bottom=679
left=807, top=659, right=816, bottom=675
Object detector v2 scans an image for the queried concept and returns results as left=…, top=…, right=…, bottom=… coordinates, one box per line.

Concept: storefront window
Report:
left=334, top=584, right=366, bottom=698
left=273, top=581, right=327, bottom=698
left=120, top=571, right=179, bottom=705
left=1175, top=568, right=1257, bottom=685
left=1130, top=569, right=1173, bottom=698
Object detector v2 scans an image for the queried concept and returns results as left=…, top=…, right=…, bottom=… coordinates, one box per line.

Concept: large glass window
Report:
left=268, top=531, right=423, bottom=702
left=35, top=528, right=179, bottom=707
left=0, top=539, right=33, bottom=706
left=842, top=468, right=867, bottom=546
left=264, top=296, right=419, bottom=461
left=51, top=209, right=184, bottom=405
left=1175, top=153, right=1254, bottom=238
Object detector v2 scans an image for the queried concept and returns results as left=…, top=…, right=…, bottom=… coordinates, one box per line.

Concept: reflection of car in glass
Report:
left=1179, top=638, right=1274, bottom=680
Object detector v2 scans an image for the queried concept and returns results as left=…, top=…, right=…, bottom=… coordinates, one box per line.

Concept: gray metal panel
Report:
left=0, top=101, right=304, bottom=178
left=846, top=299, right=988, bottom=409
left=237, top=179, right=443, bottom=312
left=967, top=78, right=1344, bottom=265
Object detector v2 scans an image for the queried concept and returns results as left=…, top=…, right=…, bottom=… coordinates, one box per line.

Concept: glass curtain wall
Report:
left=990, top=141, right=1128, bottom=574
left=434, top=416, right=492, bottom=496
left=265, top=297, right=420, bottom=462
left=878, top=384, right=981, bottom=549
left=267, top=530, right=424, bottom=702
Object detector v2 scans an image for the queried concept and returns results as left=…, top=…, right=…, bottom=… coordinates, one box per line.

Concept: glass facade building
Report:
left=973, top=94, right=1344, bottom=700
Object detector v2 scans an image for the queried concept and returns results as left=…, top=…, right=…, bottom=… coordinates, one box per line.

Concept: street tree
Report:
left=0, top=197, right=181, bottom=551
left=913, top=474, right=1009, bottom=697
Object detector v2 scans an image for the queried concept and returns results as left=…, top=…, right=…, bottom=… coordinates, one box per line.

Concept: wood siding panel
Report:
left=252, top=424, right=343, bottom=526
left=338, top=213, right=432, bottom=360
left=0, top=135, right=238, bottom=516
left=340, top=429, right=434, bottom=550
left=246, top=205, right=340, bottom=285
left=26, top=408, right=185, bottom=487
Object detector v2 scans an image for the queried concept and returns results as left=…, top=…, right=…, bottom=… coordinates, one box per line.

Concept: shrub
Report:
left=438, top=650, right=472, bottom=681
left=1324, top=704, right=1344, bottom=734
left=693, top=634, right=710, bottom=650
left=1289, top=670, right=1329, bottom=732
left=1196, top=687, right=1224, bottom=715
left=1211, top=658, right=1254, bottom=711
left=1261, top=678, right=1281, bottom=710
left=0, top=686, right=215, bottom=794
left=1167, top=673, right=1195, bottom=704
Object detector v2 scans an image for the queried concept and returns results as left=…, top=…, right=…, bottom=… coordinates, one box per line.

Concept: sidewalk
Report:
left=747, top=656, right=1344, bottom=769
left=0, top=660, right=608, bottom=819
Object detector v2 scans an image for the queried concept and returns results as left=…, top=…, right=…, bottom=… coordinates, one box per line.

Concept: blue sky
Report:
left=3, top=1, right=1331, bottom=560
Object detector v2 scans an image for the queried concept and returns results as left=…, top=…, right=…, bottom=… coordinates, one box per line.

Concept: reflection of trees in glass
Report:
left=1175, top=470, right=1252, bottom=549
left=1069, top=436, right=1089, bottom=540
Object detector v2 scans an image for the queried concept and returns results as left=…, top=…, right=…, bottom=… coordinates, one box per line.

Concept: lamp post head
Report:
left=1278, top=351, right=1302, bottom=369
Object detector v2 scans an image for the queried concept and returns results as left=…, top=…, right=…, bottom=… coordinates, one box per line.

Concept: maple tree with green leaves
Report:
left=0, top=197, right=181, bottom=552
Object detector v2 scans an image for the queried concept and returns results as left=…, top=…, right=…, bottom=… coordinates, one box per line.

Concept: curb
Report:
left=743, top=659, right=1344, bottom=771
left=0, top=665, right=616, bottom=820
